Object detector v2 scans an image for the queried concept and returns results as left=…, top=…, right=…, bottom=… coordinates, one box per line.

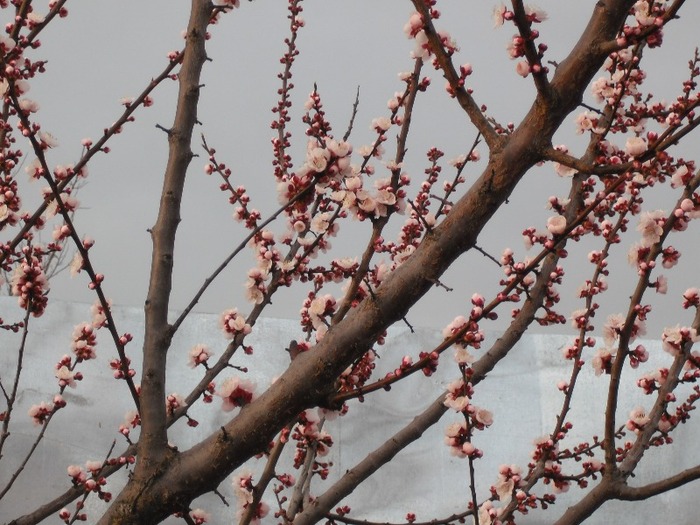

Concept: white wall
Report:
left=1, top=297, right=697, bottom=524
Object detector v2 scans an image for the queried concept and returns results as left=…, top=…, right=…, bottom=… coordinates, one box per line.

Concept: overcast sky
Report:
left=20, top=0, right=700, bottom=337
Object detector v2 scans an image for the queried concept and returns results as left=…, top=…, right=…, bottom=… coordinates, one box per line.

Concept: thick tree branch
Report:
left=615, top=465, right=700, bottom=500
left=98, top=1, right=213, bottom=523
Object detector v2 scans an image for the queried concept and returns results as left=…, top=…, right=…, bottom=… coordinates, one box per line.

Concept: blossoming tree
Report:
left=1, top=0, right=700, bottom=524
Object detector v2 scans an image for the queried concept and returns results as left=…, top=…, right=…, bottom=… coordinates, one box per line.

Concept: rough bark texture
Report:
left=96, top=1, right=212, bottom=523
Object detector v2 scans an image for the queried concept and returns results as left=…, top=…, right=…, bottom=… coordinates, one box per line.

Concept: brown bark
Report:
left=96, top=1, right=213, bottom=523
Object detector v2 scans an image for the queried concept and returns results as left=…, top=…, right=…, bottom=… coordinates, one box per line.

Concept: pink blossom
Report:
left=306, top=146, right=330, bottom=173
left=245, top=268, right=267, bottom=304
left=45, top=192, right=79, bottom=218
left=546, top=215, right=567, bottom=235
left=591, top=77, right=616, bottom=103
left=525, top=5, right=548, bottom=22
left=575, top=111, right=600, bottom=134
left=217, top=376, right=256, bottom=411
left=91, top=298, right=111, bottom=328
left=85, top=460, right=103, bottom=474
left=39, top=131, right=59, bottom=148
left=232, top=469, right=269, bottom=524
left=454, top=345, right=474, bottom=365
left=219, top=309, right=252, bottom=338
left=370, top=117, right=392, bottom=133
left=325, top=138, right=352, bottom=158
left=654, top=275, right=668, bottom=294
left=552, top=145, right=576, bottom=177
left=515, top=60, right=530, bottom=77
left=670, top=165, right=690, bottom=188
left=633, top=0, right=655, bottom=26
left=166, top=393, right=186, bottom=416
left=682, top=287, right=700, bottom=309
left=474, top=407, right=494, bottom=426
left=310, top=211, right=333, bottom=234
left=412, top=30, right=431, bottom=60
left=67, top=464, right=87, bottom=484
left=55, top=366, right=79, bottom=388
left=188, top=344, right=213, bottom=368
left=662, top=325, right=698, bottom=356
left=625, top=136, right=647, bottom=157
left=308, top=293, right=337, bottom=330
left=189, top=509, right=211, bottom=525
left=444, top=379, right=470, bottom=412
left=403, top=12, right=423, bottom=38
left=19, top=98, right=40, bottom=113
left=71, top=323, right=97, bottom=360
left=478, top=501, right=500, bottom=525
left=626, top=406, right=650, bottom=433
left=637, top=209, right=665, bottom=247
left=494, top=464, right=521, bottom=503
left=570, top=308, right=588, bottom=330
left=28, top=402, right=52, bottom=426
left=493, top=4, right=508, bottom=27
left=443, top=315, right=468, bottom=339
left=592, top=347, right=614, bottom=376
left=11, top=260, right=49, bottom=316
left=444, top=421, right=469, bottom=457
left=69, top=252, right=83, bottom=277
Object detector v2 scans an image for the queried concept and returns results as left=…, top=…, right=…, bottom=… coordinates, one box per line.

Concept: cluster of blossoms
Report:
left=492, top=464, right=523, bottom=503
left=337, top=350, right=376, bottom=398
left=71, top=322, right=97, bottom=361
left=478, top=500, right=503, bottom=525
left=380, top=147, right=477, bottom=269
left=590, top=48, right=647, bottom=107
left=0, top=176, right=21, bottom=229
left=443, top=378, right=493, bottom=459
left=66, top=461, right=111, bottom=503
left=442, top=300, right=486, bottom=349
left=444, top=419, right=481, bottom=459
left=404, top=8, right=459, bottom=64
left=637, top=367, right=669, bottom=394
left=10, top=256, right=49, bottom=316
left=291, top=409, right=334, bottom=469
left=166, top=393, right=187, bottom=417
left=54, top=355, right=83, bottom=389
left=109, top=353, right=136, bottom=380
left=492, top=3, right=549, bottom=78
left=28, top=394, right=65, bottom=426
left=300, top=292, right=336, bottom=340
left=529, top=435, right=572, bottom=494
left=217, top=376, right=255, bottom=412
left=276, top=133, right=353, bottom=210
left=446, top=383, right=493, bottom=426
left=219, top=308, right=252, bottom=338
left=443, top=378, right=473, bottom=413
left=661, top=324, right=699, bottom=356
left=502, top=246, right=567, bottom=326
left=231, top=469, right=269, bottom=525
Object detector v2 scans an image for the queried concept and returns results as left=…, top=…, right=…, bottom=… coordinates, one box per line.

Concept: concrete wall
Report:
left=1, top=298, right=697, bottom=523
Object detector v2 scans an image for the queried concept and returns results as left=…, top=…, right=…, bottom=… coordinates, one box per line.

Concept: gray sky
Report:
left=22, top=0, right=700, bottom=337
